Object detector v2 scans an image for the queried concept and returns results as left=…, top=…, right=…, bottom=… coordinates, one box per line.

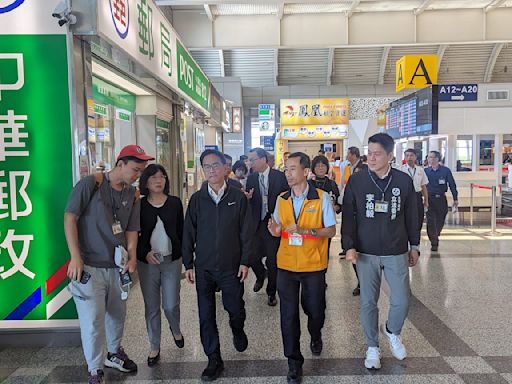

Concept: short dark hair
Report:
left=288, top=152, right=311, bottom=169
left=232, top=160, right=248, bottom=174
left=283, top=151, right=291, bottom=156
left=139, top=164, right=170, bottom=196
left=224, top=153, right=233, bottom=162
left=368, top=133, right=394, bottom=154
left=240, top=155, right=248, bottom=161
left=430, top=150, right=442, bottom=161
left=249, top=147, right=268, bottom=161
left=348, top=146, right=360, bottom=158
left=116, top=156, right=147, bottom=166
left=311, top=155, right=330, bottom=174
left=404, top=148, right=417, bottom=157
left=318, top=149, right=326, bottom=155
left=200, top=149, right=226, bottom=166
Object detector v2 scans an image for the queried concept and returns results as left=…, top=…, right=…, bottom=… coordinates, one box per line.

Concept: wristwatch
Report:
left=310, top=228, right=318, bottom=236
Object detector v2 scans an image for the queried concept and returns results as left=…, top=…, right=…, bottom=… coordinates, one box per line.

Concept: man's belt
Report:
left=429, top=193, right=445, bottom=198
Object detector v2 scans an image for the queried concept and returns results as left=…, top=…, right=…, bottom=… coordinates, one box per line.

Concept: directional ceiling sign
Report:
left=396, top=55, right=437, bottom=93
left=438, top=84, right=478, bottom=102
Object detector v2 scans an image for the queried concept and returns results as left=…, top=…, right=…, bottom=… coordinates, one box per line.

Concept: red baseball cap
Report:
left=117, top=145, right=155, bottom=162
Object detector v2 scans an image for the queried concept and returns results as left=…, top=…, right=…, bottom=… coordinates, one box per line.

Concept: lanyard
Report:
left=368, top=169, right=393, bottom=201
left=314, top=177, right=328, bottom=191
left=407, top=166, right=416, bottom=179
left=106, top=173, right=125, bottom=222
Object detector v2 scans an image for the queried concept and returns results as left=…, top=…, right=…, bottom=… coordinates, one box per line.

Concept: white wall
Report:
left=438, top=83, right=512, bottom=135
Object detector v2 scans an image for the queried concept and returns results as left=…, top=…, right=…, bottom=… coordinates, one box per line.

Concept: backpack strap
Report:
left=94, top=172, right=104, bottom=188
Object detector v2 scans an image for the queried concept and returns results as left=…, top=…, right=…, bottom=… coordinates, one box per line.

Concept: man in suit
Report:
left=244, top=147, right=288, bottom=306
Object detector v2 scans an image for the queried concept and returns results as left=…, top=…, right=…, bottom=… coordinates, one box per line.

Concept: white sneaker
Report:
left=364, top=346, right=381, bottom=369
left=381, top=324, right=407, bottom=360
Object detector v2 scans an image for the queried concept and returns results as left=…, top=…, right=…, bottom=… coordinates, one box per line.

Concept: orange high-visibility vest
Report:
left=276, top=188, right=328, bottom=272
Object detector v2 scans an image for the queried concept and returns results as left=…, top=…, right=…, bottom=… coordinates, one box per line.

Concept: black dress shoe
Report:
left=201, top=354, right=224, bottom=381
left=173, top=335, right=185, bottom=349
left=253, top=279, right=264, bottom=293
left=286, top=367, right=303, bottom=384
left=352, top=286, right=360, bottom=296
left=431, top=245, right=438, bottom=252
left=310, top=338, right=323, bottom=356
left=147, top=351, right=160, bottom=367
left=268, top=295, right=277, bottom=306
left=233, top=329, right=248, bottom=352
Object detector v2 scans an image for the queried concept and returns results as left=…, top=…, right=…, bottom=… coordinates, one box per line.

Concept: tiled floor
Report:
left=1, top=224, right=512, bottom=383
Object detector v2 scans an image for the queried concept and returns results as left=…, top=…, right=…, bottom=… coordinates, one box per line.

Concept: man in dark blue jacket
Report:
left=425, top=151, right=459, bottom=252
left=182, top=149, right=253, bottom=382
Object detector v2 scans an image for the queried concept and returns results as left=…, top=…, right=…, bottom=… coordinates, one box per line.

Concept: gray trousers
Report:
left=69, top=266, right=127, bottom=372
left=138, top=258, right=182, bottom=351
left=357, top=253, right=410, bottom=347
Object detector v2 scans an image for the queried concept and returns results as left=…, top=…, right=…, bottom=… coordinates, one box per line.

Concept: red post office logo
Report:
left=109, top=0, right=129, bottom=39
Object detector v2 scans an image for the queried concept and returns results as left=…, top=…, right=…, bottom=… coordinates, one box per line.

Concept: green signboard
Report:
left=0, top=35, right=75, bottom=320
left=92, top=76, right=136, bottom=112
left=156, top=118, right=170, bottom=129
left=176, top=40, right=209, bottom=110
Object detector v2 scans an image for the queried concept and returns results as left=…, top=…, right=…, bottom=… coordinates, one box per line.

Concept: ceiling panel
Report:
left=332, top=47, right=383, bottom=85
left=384, top=45, right=439, bottom=85
left=428, top=0, right=490, bottom=9
left=356, top=0, right=422, bottom=12
left=190, top=50, right=222, bottom=78
left=278, top=49, right=330, bottom=85
left=492, top=44, right=512, bottom=83
left=212, top=4, right=278, bottom=16
left=224, top=49, right=276, bottom=87
left=439, top=44, right=495, bottom=83
left=284, top=3, right=351, bottom=14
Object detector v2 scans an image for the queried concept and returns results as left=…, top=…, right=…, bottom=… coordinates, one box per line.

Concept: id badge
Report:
left=375, top=200, right=389, bottom=213
left=289, top=233, right=303, bottom=246
left=112, top=221, right=123, bottom=235
left=439, top=178, right=446, bottom=185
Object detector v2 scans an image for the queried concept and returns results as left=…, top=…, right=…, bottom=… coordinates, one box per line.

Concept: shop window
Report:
left=456, top=139, right=472, bottom=170
left=156, top=118, right=171, bottom=174
left=479, top=140, right=494, bottom=166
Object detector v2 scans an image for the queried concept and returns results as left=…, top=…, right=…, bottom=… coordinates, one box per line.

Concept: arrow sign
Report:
left=451, top=95, right=465, bottom=101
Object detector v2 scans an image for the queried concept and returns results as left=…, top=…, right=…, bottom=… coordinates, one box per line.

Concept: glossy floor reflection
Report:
left=1, top=224, right=512, bottom=383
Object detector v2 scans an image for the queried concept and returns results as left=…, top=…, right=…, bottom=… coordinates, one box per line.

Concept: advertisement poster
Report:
left=280, top=98, right=349, bottom=126
left=0, top=0, right=75, bottom=323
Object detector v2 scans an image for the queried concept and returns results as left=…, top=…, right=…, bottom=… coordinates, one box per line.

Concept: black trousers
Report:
left=277, top=268, right=326, bottom=370
left=426, top=194, right=448, bottom=246
left=195, top=269, right=246, bottom=356
left=251, top=220, right=280, bottom=297
left=416, top=191, right=425, bottom=232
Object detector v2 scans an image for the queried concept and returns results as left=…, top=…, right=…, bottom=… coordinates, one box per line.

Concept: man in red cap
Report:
left=64, top=145, right=154, bottom=384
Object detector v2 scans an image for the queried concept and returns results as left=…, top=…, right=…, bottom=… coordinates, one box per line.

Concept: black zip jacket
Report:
left=137, top=195, right=184, bottom=263
left=182, top=182, right=253, bottom=272
left=342, top=167, right=419, bottom=256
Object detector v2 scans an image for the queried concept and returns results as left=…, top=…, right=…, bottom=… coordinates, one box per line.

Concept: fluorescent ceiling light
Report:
left=92, top=61, right=153, bottom=96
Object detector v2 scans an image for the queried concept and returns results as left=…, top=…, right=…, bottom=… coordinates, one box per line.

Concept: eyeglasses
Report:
left=248, top=157, right=262, bottom=163
left=203, top=162, right=222, bottom=172
left=149, top=175, right=167, bottom=180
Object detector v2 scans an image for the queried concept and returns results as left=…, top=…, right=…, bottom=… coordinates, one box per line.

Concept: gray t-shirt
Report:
left=65, top=174, right=141, bottom=268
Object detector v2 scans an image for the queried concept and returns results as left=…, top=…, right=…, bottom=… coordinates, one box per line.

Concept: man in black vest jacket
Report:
left=182, top=149, right=253, bottom=382
left=244, top=147, right=289, bottom=306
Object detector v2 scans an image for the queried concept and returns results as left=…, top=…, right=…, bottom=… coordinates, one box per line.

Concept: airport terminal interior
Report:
left=2, top=0, right=512, bottom=383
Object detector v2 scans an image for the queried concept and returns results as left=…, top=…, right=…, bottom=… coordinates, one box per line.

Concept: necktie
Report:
left=260, top=173, right=268, bottom=220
